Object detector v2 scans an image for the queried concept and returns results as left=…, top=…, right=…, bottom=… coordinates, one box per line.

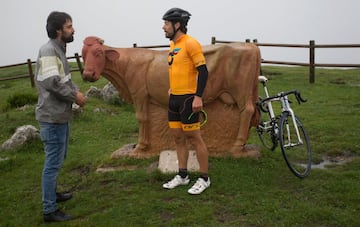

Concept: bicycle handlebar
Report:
left=259, top=90, right=307, bottom=105
left=293, top=90, right=307, bottom=104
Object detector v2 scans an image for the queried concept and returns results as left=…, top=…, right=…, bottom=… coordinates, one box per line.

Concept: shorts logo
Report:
left=182, top=123, right=200, bottom=131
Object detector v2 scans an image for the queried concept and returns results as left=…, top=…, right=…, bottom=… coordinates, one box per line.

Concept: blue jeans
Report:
left=39, top=122, right=70, bottom=214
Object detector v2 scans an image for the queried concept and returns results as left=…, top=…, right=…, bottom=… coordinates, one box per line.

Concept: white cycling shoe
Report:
left=187, top=177, right=210, bottom=195
left=163, top=175, right=190, bottom=189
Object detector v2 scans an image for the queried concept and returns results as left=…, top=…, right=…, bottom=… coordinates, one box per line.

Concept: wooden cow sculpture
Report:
left=82, top=36, right=261, bottom=158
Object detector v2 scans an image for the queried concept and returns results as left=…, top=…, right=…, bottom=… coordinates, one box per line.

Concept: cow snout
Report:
left=82, top=70, right=97, bottom=82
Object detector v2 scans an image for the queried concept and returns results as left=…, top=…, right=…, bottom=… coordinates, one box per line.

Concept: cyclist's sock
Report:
left=178, top=168, right=188, bottom=178
left=200, top=173, right=208, bottom=181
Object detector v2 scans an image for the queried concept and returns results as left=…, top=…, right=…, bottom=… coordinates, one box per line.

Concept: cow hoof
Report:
left=110, top=143, right=155, bottom=159
left=111, top=143, right=137, bottom=159
left=229, top=144, right=261, bottom=159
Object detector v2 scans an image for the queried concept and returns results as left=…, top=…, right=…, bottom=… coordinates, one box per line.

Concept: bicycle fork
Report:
left=282, top=97, right=303, bottom=147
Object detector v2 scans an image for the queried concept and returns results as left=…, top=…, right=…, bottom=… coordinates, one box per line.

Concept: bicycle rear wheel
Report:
left=256, top=97, right=277, bottom=151
left=279, top=112, right=311, bottom=178
left=257, top=119, right=277, bottom=151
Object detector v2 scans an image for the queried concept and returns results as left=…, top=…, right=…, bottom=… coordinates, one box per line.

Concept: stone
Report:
left=102, top=82, right=123, bottom=104
left=86, top=86, right=102, bottom=98
left=1, top=125, right=39, bottom=151
left=158, top=150, right=199, bottom=173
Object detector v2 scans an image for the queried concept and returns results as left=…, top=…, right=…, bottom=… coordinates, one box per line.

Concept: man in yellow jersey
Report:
left=161, top=8, right=210, bottom=194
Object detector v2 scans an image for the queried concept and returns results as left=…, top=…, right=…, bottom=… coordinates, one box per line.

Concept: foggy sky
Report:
left=1, top=0, right=359, bottom=66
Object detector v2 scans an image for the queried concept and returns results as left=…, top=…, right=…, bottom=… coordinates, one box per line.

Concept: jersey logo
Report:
left=168, top=48, right=182, bottom=66
left=172, top=48, right=181, bottom=55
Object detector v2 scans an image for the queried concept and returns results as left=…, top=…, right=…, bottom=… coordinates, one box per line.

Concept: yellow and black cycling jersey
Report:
left=168, top=34, right=206, bottom=95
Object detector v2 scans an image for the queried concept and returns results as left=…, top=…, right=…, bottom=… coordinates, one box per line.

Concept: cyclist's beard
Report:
left=166, top=25, right=179, bottom=41
left=62, top=33, right=74, bottom=43
left=165, top=31, right=175, bottom=40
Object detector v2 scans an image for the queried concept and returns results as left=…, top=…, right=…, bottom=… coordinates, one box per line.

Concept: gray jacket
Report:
left=35, top=39, right=78, bottom=123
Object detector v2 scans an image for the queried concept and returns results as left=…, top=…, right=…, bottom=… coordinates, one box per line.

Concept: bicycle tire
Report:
left=257, top=114, right=278, bottom=151
left=279, top=112, right=311, bottom=178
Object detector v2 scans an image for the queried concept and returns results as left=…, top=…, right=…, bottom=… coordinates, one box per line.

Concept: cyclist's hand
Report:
left=192, top=95, right=203, bottom=113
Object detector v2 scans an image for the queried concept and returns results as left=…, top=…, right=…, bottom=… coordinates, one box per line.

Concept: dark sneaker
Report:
left=56, top=192, right=73, bottom=202
left=43, top=209, right=73, bottom=222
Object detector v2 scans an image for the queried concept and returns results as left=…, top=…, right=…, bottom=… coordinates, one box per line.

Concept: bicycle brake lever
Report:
left=295, top=90, right=307, bottom=104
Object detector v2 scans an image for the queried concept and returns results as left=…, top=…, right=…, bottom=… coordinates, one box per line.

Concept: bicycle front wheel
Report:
left=279, top=112, right=311, bottom=178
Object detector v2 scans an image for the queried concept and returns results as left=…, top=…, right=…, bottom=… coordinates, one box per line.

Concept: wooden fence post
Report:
left=74, top=53, right=83, bottom=75
left=309, top=40, right=315, bottom=83
left=27, top=59, right=35, bottom=87
left=211, top=36, right=216, bottom=45
left=252, top=39, right=263, bottom=75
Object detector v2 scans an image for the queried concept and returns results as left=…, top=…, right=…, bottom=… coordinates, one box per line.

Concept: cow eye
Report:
left=95, top=51, right=103, bottom=57
left=92, top=47, right=103, bottom=57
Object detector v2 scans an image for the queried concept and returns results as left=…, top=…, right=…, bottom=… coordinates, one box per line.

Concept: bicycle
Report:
left=256, top=75, right=312, bottom=178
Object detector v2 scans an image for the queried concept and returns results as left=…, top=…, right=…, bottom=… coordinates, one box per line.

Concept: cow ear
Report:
left=84, top=36, right=103, bottom=45
left=105, top=49, right=119, bottom=61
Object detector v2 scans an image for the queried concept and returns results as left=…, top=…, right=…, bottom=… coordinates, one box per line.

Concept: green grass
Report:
left=0, top=66, right=359, bottom=226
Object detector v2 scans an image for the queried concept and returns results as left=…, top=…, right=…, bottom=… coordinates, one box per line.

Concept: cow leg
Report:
left=231, top=103, right=252, bottom=150
left=133, top=101, right=150, bottom=153
left=134, top=116, right=149, bottom=151
left=230, top=102, right=261, bottom=158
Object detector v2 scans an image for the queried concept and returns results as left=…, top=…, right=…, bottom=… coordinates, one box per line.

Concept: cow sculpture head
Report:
left=82, top=36, right=119, bottom=82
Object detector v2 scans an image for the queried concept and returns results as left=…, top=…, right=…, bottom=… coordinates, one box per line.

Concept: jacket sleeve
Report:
left=40, top=76, right=77, bottom=103
left=36, top=55, right=77, bottom=103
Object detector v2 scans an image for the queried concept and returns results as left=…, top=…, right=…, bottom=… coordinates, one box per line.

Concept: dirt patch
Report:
left=71, top=164, right=92, bottom=176
left=96, top=161, right=158, bottom=173
left=96, top=165, right=139, bottom=173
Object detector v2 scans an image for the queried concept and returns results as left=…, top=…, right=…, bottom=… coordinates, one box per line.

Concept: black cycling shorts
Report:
left=168, top=94, right=200, bottom=131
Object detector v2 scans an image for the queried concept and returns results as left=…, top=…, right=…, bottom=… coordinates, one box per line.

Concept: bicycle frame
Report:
left=259, top=76, right=304, bottom=147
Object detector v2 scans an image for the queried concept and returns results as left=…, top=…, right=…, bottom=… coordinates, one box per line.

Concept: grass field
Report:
left=0, top=65, right=359, bottom=226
